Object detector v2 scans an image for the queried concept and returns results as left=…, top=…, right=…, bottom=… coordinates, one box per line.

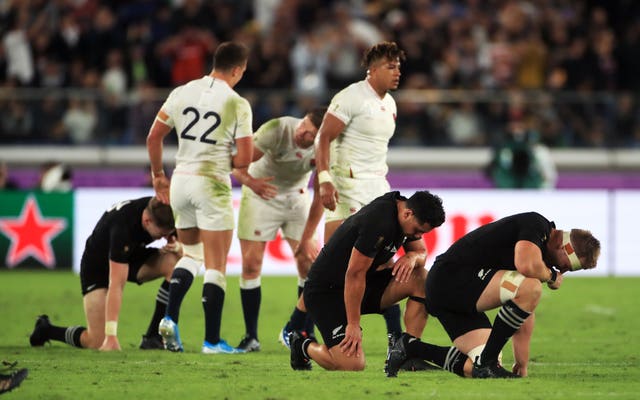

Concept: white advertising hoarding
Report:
left=74, top=188, right=626, bottom=276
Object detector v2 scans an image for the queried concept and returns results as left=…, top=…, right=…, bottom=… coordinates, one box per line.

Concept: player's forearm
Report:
left=105, top=286, right=124, bottom=323
left=344, top=270, right=366, bottom=326
left=300, top=194, right=323, bottom=243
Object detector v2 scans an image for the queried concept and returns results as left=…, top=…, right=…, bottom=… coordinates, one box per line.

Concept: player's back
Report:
left=163, top=76, right=253, bottom=177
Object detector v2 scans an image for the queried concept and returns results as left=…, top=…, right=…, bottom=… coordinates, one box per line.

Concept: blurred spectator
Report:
left=62, top=96, right=97, bottom=144
left=0, top=161, right=19, bottom=190
left=2, top=7, right=34, bottom=86
left=445, top=102, right=484, bottom=146
left=0, top=99, right=34, bottom=143
left=487, top=116, right=557, bottom=189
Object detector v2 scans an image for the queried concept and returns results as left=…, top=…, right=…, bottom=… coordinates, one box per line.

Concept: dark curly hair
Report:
left=362, top=41, right=406, bottom=68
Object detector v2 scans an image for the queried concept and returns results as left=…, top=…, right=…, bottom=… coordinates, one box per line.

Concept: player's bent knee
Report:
left=517, top=277, right=543, bottom=303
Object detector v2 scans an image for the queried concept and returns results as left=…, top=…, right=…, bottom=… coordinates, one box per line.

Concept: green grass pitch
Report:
left=1, top=271, right=639, bottom=399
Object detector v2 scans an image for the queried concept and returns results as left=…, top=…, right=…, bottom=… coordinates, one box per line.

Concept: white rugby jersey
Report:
left=249, top=116, right=314, bottom=192
left=325, top=79, right=397, bottom=179
left=160, top=75, right=253, bottom=177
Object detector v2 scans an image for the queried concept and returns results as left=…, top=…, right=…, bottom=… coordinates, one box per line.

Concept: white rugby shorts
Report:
left=237, top=185, right=311, bottom=241
left=170, top=172, right=234, bottom=231
left=324, top=176, right=390, bottom=223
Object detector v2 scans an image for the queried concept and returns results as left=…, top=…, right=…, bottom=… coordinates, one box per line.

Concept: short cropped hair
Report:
left=213, top=42, right=249, bottom=71
left=362, top=41, right=406, bottom=68
left=146, top=197, right=175, bottom=231
left=570, top=229, right=601, bottom=270
left=406, top=191, right=445, bottom=228
left=306, top=107, right=327, bottom=129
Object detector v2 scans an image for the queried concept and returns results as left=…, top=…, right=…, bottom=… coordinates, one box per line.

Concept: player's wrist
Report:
left=105, top=320, right=118, bottom=336
left=317, top=170, right=333, bottom=185
left=547, top=268, right=558, bottom=284
left=151, top=169, right=165, bottom=179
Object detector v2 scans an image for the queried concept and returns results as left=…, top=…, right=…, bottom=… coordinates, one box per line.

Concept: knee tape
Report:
left=204, top=269, right=226, bottom=291
left=182, top=242, right=204, bottom=264
left=174, top=256, right=200, bottom=277
left=239, top=276, right=261, bottom=289
left=500, top=270, right=526, bottom=303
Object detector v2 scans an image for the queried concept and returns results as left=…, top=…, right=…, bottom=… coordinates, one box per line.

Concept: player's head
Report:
left=213, top=41, right=249, bottom=86
left=295, top=107, right=327, bottom=148
left=554, top=228, right=601, bottom=272
left=144, top=197, right=175, bottom=239
left=400, top=191, right=445, bottom=237
left=362, top=42, right=405, bottom=90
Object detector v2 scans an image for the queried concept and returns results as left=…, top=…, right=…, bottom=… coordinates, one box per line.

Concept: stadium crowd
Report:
left=0, top=0, right=639, bottom=147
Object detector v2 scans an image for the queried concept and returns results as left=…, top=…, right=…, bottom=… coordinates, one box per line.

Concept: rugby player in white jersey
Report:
left=147, top=42, right=274, bottom=354
left=232, top=108, right=326, bottom=352
left=280, top=42, right=428, bottom=371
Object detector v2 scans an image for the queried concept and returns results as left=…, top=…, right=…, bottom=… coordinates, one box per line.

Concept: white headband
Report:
left=562, top=231, right=583, bottom=271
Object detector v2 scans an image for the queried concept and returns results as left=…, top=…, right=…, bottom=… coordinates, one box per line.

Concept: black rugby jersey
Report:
left=307, top=191, right=421, bottom=288
left=434, top=212, right=554, bottom=274
left=84, top=197, right=153, bottom=264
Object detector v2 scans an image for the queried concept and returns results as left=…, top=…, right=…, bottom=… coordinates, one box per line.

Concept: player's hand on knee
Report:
left=339, top=324, right=362, bottom=358
left=391, top=257, right=415, bottom=283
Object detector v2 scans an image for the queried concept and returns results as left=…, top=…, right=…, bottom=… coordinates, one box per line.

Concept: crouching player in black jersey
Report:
left=288, top=191, right=445, bottom=371
left=386, top=212, right=601, bottom=378
left=29, top=196, right=182, bottom=351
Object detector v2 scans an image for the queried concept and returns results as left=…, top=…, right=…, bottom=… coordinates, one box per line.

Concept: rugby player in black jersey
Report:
left=29, top=196, right=181, bottom=351
left=386, top=212, right=600, bottom=378
left=288, top=190, right=445, bottom=371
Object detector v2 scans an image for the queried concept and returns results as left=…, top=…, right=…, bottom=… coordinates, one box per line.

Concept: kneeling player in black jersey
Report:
left=288, top=190, right=445, bottom=371
left=386, top=212, right=601, bottom=378
left=29, top=196, right=182, bottom=351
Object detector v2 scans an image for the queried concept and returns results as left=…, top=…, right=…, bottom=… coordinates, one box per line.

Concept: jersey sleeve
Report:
left=159, top=86, right=183, bottom=128
left=327, top=88, right=355, bottom=125
left=517, top=213, right=551, bottom=249
left=253, top=118, right=281, bottom=154
left=353, top=218, right=388, bottom=259
left=234, top=97, right=253, bottom=139
left=108, top=223, right=134, bottom=264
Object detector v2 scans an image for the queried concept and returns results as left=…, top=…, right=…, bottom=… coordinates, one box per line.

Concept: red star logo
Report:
left=0, top=197, right=66, bottom=268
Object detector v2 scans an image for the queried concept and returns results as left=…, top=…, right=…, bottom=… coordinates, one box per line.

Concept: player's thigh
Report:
left=304, top=286, right=347, bottom=347
left=380, top=266, right=426, bottom=308
left=280, top=191, right=311, bottom=240
left=137, top=249, right=177, bottom=283
left=453, top=328, right=493, bottom=355
left=82, top=288, right=107, bottom=346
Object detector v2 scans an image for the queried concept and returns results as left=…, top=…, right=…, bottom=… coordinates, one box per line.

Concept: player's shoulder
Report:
left=335, top=80, right=366, bottom=98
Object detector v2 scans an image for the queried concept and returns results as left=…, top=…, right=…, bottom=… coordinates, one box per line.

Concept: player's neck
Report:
left=366, top=77, right=386, bottom=98
left=210, top=71, right=232, bottom=87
